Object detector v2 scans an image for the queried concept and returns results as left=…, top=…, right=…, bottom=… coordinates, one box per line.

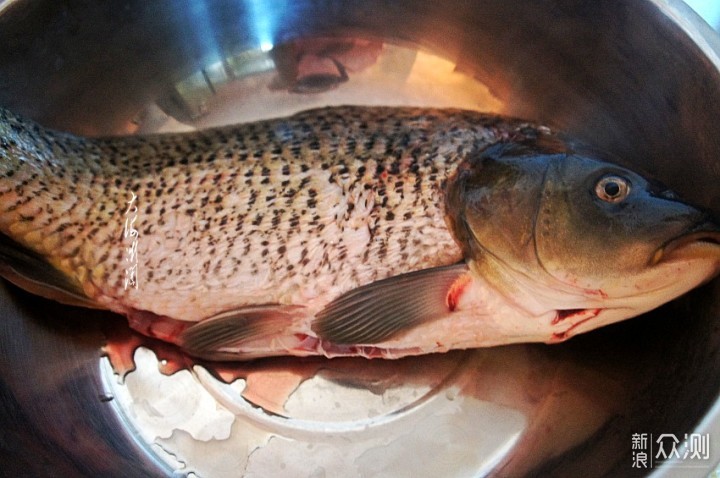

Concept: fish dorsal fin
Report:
left=179, top=304, right=304, bottom=359
left=312, top=263, right=469, bottom=345
left=0, top=233, right=100, bottom=309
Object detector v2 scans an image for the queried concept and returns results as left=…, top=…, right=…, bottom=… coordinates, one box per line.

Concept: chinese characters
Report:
left=123, top=191, right=139, bottom=289
left=632, top=432, right=710, bottom=469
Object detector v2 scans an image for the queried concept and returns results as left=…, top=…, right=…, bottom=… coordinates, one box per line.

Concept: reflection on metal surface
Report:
left=156, top=50, right=276, bottom=124
left=145, top=42, right=502, bottom=132
left=100, top=338, right=629, bottom=477
left=685, top=0, right=720, bottom=30
left=101, top=347, right=528, bottom=477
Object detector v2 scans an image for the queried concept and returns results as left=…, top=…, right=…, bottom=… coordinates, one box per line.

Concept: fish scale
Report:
left=0, top=106, right=524, bottom=323
left=1, top=105, right=719, bottom=360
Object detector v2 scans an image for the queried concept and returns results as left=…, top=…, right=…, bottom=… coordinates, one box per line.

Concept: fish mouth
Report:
left=652, top=218, right=720, bottom=265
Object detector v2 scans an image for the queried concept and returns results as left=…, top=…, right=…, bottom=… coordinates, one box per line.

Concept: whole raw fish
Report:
left=0, top=106, right=718, bottom=360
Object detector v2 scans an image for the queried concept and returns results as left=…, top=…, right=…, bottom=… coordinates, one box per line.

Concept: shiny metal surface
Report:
left=0, top=1, right=719, bottom=477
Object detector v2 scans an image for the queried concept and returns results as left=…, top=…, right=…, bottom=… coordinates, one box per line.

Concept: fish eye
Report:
left=595, top=175, right=631, bottom=203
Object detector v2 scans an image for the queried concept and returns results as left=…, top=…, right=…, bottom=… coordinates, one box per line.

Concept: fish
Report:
left=0, top=105, right=718, bottom=361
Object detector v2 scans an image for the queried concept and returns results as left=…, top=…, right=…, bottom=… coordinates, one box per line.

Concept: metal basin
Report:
left=0, top=1, right=719, bottom=476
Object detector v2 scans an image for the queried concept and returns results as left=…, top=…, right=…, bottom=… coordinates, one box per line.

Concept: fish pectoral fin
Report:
left=312, top=263, right=469, bottom=345
left=0, top=234, right=100, bottom=309
left=179, top=304, right=304, bottom=358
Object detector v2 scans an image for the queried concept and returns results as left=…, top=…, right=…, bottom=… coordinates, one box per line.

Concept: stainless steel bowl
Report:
left=1, top=1, right=719, bottom=477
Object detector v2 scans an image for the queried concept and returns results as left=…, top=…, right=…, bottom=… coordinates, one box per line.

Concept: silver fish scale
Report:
left=0, top=106, right=530, bottom=322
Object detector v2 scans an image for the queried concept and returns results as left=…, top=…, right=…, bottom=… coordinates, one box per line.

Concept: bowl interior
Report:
left=0, top=1, right=719, bottom=476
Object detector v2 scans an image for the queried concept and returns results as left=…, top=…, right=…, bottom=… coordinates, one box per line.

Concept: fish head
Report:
left=446, top=136, right=720, bottom=336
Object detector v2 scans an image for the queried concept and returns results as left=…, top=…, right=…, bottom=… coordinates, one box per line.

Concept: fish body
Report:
left=0, top=106, right=718, bottom=360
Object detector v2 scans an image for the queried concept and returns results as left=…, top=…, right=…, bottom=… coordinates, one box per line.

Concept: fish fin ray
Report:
left=312, top=263, right=469, bottom=344
left=0, top=233, right=100, bottom=308
left=179, top=304, right=304, bottom=358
